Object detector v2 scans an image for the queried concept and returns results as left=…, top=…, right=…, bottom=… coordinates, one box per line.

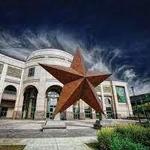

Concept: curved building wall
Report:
left=0, top=49, right=133, bottom=120
left=15, top=49, right=73, bottom=119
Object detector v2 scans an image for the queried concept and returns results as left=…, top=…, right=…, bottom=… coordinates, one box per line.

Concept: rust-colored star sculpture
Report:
left=40, top=49, right=111, bottom=118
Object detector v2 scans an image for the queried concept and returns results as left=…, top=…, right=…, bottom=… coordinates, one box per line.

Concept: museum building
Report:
left=0, top=49, right=133, bottom=120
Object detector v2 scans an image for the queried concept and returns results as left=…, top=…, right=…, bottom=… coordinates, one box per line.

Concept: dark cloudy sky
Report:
left=0, top=0, right=150, bottom=95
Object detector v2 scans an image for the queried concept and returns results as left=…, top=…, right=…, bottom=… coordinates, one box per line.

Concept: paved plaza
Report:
left=0, top=119, right=97, bottom=138
left=0, top=119, right=97, bottom=150
left=0, top=119, right=136, bottom=149
left=0, top=137, right=96, bottom=150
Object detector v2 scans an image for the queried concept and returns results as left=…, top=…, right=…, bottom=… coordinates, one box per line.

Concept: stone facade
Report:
left=0, top=49, right=133, bottom=120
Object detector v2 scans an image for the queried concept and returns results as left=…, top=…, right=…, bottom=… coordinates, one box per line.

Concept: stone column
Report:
left=0, top=64, right=8, bottom=104
left=100, top=84, right=107, bottom=119
left=92, top=108, right=96, bottom=119
left=112, top=83, right=120, bottom=118
left=34, top=76, right=46, bottom=120
left=66, top=105, right=73, bottom=120
left=125, top=85, right=133, bottom=116
left=14, top=88, right=24, bottom=119
left=13, top=70, right=24, bottom=119
left=80, top=100, right=85, bottom=120
left=0, top=64, right=8, bottom=117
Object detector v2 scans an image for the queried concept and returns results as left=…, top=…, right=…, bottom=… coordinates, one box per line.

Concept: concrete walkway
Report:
left=0, top=137, right=97, bottom=150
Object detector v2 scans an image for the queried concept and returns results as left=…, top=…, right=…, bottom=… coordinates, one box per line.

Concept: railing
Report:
left=2, top=93, right=16, bottom=101
left=3, top=90, right=16, bottom=95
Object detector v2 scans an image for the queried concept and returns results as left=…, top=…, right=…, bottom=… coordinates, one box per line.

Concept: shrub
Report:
left=115, top=124, right=150, bottom=146
left=110, top=134, right=148, bottom=150
left=97, top=125, right=150, bottom=150
left=97, top=127, right=114, bottom=150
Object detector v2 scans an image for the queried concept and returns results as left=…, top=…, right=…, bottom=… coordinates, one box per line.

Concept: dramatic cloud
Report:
left=0, top=29, right=149, bottom=95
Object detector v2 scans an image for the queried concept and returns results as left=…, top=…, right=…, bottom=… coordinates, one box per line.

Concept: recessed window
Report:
left=116, top=86, right=127, bottom=103
left=28, top=67, right=35, bottom=77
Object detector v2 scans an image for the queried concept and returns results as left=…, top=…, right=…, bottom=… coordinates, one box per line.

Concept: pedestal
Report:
left=93, top=120, right=102, bottom=129
left=42, top=120, right=66, bottom=131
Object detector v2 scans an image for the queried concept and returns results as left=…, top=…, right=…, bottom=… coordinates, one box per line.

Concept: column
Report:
left=35, top=76, right=46, bottom=120
left=0, top=64, right=8, bottom=116
left=13, top=69, right=24, bottom=119
left=125, top=85, right=133, bottom=116
left=112, top=84, right=120, bottom=118
left=0, top=64, right=8, bottom=104
left=66, top=105, right=73, bottom=120
left=92, top=108, right=96, bottom=119
left=100, top=84, right=107, bottom=119
left=80, top=100, right=85, bottom=119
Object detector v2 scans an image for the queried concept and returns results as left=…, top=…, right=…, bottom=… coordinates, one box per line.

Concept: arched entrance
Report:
left=46, top=85, right=66, bottom=120
left=22, top=86, right=38, bottom=119
left=0, top=85, right=17, bottom=118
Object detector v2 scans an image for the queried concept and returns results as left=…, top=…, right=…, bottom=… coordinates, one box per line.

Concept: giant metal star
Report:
left=40, top=49, right=111, bottom=118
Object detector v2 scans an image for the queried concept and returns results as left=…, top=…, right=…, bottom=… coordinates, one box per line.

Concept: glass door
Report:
left=47, top=91, right=59, bottom=119
left=73, top=103, right=80, bottom=119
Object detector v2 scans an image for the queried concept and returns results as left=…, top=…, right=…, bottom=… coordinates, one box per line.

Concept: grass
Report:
left=0, top=145, right=25, bottom=150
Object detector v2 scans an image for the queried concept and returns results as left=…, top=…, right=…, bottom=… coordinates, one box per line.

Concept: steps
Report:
left=42, top=120, right=66, bottom=131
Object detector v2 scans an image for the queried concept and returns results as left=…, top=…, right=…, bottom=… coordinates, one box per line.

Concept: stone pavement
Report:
left=0, top=120, right=97, bottom=149
left=0, top=119, right=136, bottom=149
left=0, top=119, right=97, bottom=138
left=0, top=137, right=97, bottom=150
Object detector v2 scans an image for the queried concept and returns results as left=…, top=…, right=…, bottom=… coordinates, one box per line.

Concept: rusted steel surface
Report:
left=40, top=49, right=111, bottom=118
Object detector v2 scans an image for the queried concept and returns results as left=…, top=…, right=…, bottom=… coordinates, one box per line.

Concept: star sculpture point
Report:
left=39, top=49, right=111, bottom=118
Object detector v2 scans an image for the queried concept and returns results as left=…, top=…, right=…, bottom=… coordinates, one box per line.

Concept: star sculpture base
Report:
left=93, top=113, right=103, bottom=129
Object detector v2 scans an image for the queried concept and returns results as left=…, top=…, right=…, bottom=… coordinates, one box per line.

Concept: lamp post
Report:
left=131, top=86, right=141, bottom=123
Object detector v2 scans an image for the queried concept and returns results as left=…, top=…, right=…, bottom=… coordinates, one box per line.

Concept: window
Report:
left=104, top=97, right=112, bottom=106
left=47, top=91, right=59, bottom=119
left=116, top=86, right=127, bottom=103
left=28, top=67, right=35, bottom=77
left=85, top=107, right=92, bottom=118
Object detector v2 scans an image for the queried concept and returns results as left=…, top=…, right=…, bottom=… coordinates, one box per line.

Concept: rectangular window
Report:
left=84, top=108, right=92, bottom=118
left=116, top=86, right=127, bottom=103
left=28, top=67, right=35, bottom=77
